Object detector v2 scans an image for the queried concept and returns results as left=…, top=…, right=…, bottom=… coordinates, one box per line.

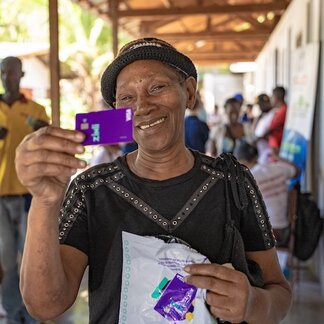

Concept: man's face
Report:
left=115, top=60, right=196, bottom=153
left=271, top=92, right=279, bottom=107
left=0, top=59, right=23, bottom=93
left=226, top=104, right=240, bottom=124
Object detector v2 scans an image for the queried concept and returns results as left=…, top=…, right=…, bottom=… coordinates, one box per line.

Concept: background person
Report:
left=254, top=93, right=277, bottom=163
left=184, top=92, right=209, bottom=153
left=206, top=97, right=253, bottom=157
left=234, top=142, right=299, bottom=247
left=15, top=38, right=291, bottom=324
left=89, top=144, right=121, bottom=166
left=269, top=86, right=288, bottom=153
left=0, top=56, right=49, bottom=324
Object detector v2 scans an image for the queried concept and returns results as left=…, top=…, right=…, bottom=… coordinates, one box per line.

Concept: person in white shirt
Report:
left=89, top=144, right=121, bottom=166
left=253, top=94, right=278, bottom=163
left=234, top=142, right=299, bottom=247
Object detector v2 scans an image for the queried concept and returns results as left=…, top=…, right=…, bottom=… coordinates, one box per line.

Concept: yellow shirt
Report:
left=0, top=95, right=49, bottom=196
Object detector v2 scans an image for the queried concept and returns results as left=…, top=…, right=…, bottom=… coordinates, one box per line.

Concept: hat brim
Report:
left=101, top=46, right=197, bottom=107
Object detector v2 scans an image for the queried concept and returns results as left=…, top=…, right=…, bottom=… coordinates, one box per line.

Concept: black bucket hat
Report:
left=101, top=38, right=197, bottom=107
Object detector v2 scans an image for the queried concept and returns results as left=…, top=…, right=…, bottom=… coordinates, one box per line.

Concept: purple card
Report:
left=75, top=108, right=133, bottom=145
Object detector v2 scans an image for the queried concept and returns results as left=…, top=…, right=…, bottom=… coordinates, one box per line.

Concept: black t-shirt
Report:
left=59, top=150, right=275, bottom=323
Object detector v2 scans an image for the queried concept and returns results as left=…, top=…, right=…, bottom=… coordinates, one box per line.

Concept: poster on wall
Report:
left=280, top=42, right=320, bottom=185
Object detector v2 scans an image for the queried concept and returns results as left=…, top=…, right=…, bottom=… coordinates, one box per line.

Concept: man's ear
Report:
left=184, top=76, right=197, bottom=110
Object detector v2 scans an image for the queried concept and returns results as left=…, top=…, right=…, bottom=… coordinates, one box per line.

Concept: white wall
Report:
left=252, top=0, right=323, bottom=210
left=251, top=0, right=324, bottom=292
left=203, top=73, right=243, bottom=115
left=20, top=57, right=49, bottom=99
left=254, top=0, right=321, bottom=100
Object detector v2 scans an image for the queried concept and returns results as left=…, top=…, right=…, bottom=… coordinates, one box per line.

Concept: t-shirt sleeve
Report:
left=239, top=167, right=276, bottom=251
left=59, top=177, right=89, bottom=256
left=30, top=101, right=50, bottom=123
left=275, top=161, right=296, bottom=179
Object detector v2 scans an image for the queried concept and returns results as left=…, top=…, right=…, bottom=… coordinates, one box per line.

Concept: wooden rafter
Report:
left=72, top=0, right=291, bottom=64
left=152, top=30, right=270, bottom=41
left=117, top=2, right=289, bottom=19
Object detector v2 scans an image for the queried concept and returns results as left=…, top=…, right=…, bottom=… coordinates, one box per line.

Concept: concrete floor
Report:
left=1, top=267, right=323, bottom=324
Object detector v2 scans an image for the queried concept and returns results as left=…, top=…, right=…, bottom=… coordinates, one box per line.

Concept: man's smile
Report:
left=138, top=117, right=166, bottom=130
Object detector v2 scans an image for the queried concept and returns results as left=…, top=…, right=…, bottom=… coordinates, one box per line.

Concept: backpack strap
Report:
left=201, top=153, right=249, bottom=211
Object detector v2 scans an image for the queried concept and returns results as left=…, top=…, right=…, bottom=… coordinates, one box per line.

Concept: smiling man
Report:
left=15, top=38, right=291, bottom=324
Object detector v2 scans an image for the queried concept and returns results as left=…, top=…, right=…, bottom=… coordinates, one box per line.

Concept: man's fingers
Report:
left=184, top=263, right=237, bottom=282
left=185, top=275, right=231, bottom=295
left=19, top=150, right=86, bottom=169
left=23, top=163, right=78, bottom=180
left=22, top=126, right=85, bottom=154
left=38, top=126, right=85, bottom=142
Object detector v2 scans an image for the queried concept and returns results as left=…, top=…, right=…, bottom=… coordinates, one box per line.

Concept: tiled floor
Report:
left=1, top=267, right=324, bottom=324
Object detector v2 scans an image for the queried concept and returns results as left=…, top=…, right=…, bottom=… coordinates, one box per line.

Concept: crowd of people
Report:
left=184, top=86, right=298, bottom=248
left=0, top=38, right=295, bottom=324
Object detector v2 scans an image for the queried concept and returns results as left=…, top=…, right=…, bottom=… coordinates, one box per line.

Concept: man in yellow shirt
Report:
left=0, top=56, right=49, bottom=324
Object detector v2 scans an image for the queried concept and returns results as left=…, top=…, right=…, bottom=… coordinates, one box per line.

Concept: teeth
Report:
left=139, top=118, right=165, bottom=130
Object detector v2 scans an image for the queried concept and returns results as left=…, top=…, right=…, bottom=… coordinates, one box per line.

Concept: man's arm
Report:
left=184, top=248, right=292, bottom=323
left=20, top=199, right=88, bottom=320
left=15, top=126, right=87, bottom=320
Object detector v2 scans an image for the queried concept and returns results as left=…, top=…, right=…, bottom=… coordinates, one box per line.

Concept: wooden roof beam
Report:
left=118, top=2, right=289, bottom=18
left=152, top=30, right=270, bottom=41
left=183, top=51, right=259, bottom=58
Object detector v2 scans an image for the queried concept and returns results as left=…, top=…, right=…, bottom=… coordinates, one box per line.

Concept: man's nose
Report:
left=133, top=94, right=156, bottom=116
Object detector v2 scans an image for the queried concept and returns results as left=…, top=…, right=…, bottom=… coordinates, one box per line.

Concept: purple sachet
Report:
left=154, top=273, right=197, bottom=321
left=75, top=108, right=133, bottom=145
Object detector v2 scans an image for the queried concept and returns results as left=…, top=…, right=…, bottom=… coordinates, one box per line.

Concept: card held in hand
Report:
left=75, top=108, right=133, bottom=145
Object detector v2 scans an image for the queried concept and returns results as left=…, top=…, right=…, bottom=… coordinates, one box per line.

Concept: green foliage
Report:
left=0, top=0, right=48, bottom=42
left=0, top=0, right=130, bottom=124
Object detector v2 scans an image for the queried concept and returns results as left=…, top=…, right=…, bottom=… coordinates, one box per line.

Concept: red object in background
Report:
left=268, top=104, right=287, bottom=149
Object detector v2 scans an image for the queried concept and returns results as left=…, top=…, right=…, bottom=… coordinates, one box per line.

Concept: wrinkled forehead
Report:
left=116, top=59, right=186, bottom=86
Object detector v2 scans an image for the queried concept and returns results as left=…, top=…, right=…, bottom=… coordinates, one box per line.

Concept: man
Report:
left=0, top=56, right=49, bottom=324
left=184, top=92, right=209, bottom=153
left=234, top=142, right=299, bottom=247
left=254, top=93, right=276, bottom=163
left=15, top=38, right=291, bottom=323
left=269, top=86, right=288, bottom=153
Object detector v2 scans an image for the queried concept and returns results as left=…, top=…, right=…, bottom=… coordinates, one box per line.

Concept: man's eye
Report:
left=118, top=96, right=133, bottom=102
left=150, top=84, right=166, bottom=93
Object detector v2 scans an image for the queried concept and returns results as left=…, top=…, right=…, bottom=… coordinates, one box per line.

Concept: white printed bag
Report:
left=118, top=231, right=217, bottom=324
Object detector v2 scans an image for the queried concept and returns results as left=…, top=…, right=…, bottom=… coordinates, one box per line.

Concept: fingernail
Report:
left=79, top=160, right=87, bottom=168
left=70, top=169, right=77, bottom=174
left=76, top=145, right=84, bottom=153
left=184, top=266, right=190, bottom=273
left=76, top=132, right=85, bottom=140
left=183, top=276, right=189, bottom=282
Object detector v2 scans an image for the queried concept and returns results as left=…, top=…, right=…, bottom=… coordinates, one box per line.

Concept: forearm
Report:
left=20, top=199, right=73, bottom=319
left=246, top=283, right=292, bottom=324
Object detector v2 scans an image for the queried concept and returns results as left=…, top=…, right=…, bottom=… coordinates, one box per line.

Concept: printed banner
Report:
left=280, top=42, right=320, bottom=184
